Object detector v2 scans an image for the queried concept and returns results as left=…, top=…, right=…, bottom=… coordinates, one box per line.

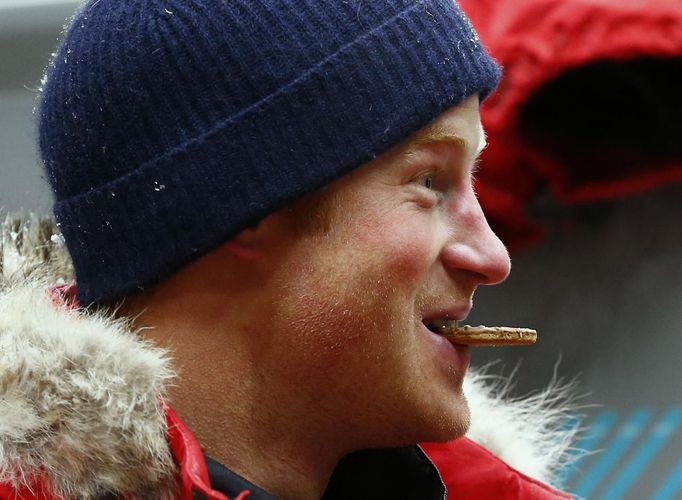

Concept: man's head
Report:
left=38, top=0, right=508, bottom=455
left=131, top=94, right=510, bottom=452
left=262, top=95, right=511, bottom=447
left=38, top=0, right=501, bottom=305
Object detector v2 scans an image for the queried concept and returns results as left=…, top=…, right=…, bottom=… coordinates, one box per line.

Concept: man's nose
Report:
left=440, top=191, right=511, bottom=286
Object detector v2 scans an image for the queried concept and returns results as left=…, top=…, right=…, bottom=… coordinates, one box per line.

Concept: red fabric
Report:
left=47, top=283, right=78, bottom=308
left=0, top=480, right=52, bottom=500
left=422, top=437, right=572, bottom=499
left=164, top=403, right=232, bottom=500
left=460, top=0, right=682, bottom=251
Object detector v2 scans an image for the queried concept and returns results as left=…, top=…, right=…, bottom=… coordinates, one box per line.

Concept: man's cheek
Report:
left=355, top=225, right=434, bottom=286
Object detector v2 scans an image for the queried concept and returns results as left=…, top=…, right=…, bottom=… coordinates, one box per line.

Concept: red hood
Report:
left=461, top=0, right=682, bottom=251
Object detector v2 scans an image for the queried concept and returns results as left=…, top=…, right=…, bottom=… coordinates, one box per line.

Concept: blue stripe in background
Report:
left=573, top=408, right=653, bottom=499
left=651, top=456, right=682, bottom=500
left=561, top=409, right=618, bottom=486
left=601, top=407, right=682, bottom=500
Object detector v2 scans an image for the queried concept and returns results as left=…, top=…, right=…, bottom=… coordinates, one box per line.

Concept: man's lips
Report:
left=421, top=305, right=471, bottom=324
left=421, top=305, right=471, bottom=335
left=419, top=320, right=472, bottom=370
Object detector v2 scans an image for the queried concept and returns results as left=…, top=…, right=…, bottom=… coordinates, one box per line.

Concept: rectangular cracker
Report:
left=440, top=325, right=537, bottom=346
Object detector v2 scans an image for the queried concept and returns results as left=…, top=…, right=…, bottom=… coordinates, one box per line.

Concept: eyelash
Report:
left=413, top=157, right=481, bottom=203
left=413, top=157, right=481, bottom=191
left=411, top=171, right=443, bottom=208
left=416, top=172, right=435, bottom=190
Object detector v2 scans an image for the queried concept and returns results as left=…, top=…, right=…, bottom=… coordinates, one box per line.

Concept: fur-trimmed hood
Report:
left=0, top=215, right=177, bottom=499
left=0, top=214, right=578, bottom=499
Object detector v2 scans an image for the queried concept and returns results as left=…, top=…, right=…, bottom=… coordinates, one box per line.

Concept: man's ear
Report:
left=221, top=214, right=290, bottom=261
left=222, top=224, right=268, bottom=261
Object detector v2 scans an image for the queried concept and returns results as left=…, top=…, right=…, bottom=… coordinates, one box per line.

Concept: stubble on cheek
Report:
left=266, top=250, right=473, bottom=446
left=269, top=193, right=473, bottom=440
left=272, top=254, right=402, bottom=357
left=272, top=223, right=423, bottom=383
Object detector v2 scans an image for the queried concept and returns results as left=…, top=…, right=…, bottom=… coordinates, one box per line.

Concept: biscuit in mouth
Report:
left=425, top=321, right=537, bottom=347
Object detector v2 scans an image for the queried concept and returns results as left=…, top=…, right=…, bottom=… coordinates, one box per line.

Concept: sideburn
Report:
left=285, top=187, right=336, bottom=238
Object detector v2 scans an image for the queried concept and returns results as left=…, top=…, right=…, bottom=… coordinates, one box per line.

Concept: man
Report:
left=0, top=1, right=574, bottom=498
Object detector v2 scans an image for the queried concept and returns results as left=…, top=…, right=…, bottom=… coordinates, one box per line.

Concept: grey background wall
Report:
left=2, top=2, right=681, bottom=498
left=1, top=0, right=76, bottom=213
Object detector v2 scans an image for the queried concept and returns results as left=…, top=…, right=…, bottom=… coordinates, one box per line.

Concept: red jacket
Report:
left=0, top=403, right=570, bottom=499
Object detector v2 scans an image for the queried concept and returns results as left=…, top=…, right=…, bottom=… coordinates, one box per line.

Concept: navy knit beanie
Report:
left=39, top=0, right=501, bottom=304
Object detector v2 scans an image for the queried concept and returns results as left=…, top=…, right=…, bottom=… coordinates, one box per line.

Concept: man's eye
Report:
left=416, top=174, right=434, bottom=190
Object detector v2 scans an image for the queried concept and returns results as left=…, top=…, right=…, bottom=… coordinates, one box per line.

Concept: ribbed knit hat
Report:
left=39, top=0, right=501, bottom=304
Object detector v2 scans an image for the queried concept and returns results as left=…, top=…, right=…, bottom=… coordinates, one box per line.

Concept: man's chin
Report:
left=351, top=394, right=471, bottom=449
left=418, top=398, right=471, bottom=444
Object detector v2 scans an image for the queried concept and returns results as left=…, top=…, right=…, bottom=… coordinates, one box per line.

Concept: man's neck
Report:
left=126, top=284, right=344, bottom=499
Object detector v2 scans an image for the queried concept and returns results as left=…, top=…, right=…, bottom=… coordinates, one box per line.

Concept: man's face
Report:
left=255, top=95, right=511, bottom=450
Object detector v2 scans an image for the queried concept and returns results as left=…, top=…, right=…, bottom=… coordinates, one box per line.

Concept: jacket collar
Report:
left=165, top=395, right=446, bottom=499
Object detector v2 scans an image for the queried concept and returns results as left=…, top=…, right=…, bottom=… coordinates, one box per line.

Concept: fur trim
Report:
left=465, top=364, right=581, bottom=488
left=0, top=214, right=579, bottom=496
left=0, top=215, right=177, bottom=499
left=0, top=213, right=73, bottom=286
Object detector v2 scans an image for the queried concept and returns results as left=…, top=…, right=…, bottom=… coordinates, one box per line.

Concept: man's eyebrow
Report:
left=402, top=124, right=487, bottom=159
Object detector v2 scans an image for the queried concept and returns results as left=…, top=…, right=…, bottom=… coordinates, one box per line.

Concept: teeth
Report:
left=427, top=318, right=460, bottom=332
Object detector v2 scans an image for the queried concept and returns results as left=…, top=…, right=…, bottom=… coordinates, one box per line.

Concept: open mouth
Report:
left=423, top=318, right=460, bottom=335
